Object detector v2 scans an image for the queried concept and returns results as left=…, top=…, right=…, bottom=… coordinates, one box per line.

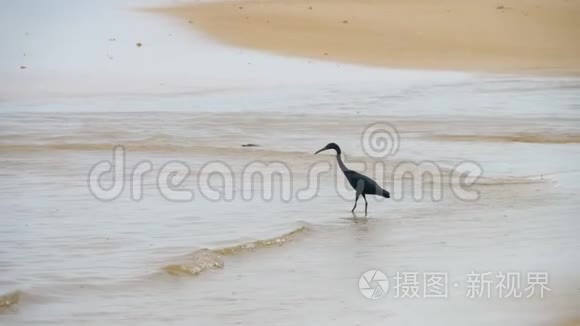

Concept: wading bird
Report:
left=315, top=143, right=390, bottom=216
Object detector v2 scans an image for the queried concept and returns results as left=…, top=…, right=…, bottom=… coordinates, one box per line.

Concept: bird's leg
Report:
left=362, top=194, right=368, bottom=216
left=352, top=192, right=360, bottom=214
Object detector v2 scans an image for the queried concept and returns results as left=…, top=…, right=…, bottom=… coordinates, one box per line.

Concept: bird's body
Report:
left=315, top=143, right=390, bottom=216
left=344, top=170, right=390, bottom=198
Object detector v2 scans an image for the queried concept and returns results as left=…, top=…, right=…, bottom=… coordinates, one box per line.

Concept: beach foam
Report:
left=0, top=291, right=21, bottom=313
left=162, top=226, right=309, bottom=276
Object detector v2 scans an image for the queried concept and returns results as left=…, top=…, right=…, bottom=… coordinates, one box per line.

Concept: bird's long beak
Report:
left=314, top=147, right=328, bottom=155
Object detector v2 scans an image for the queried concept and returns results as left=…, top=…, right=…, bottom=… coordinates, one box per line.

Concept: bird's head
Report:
left=315, top=143, right=341, bottom=155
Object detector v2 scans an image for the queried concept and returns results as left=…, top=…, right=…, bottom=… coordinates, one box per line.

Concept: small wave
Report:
left=213, top=226, right=308, bottom=256
left=433, top=133, right=580, bottom=144
left=162, top=226, right=308, bottom=276
left=162, top=249, right=224, bottom=276
left=473, top=176, right=547, bottom=186
left=0, top=142, right=236, bottom=153
left=0, top=142, right=312, bottom=163
left=0, top=290, right=21, bottom=313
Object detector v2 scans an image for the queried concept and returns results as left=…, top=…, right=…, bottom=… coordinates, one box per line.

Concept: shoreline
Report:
left=153, top=0, right=580, bottom=76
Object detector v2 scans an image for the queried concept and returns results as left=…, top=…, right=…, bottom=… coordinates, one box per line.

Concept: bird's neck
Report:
left=336, top=153, right=349, bottom=173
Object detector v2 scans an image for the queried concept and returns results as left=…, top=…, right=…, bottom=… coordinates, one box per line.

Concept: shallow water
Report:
left=1, top=79, right=579, bottom=325
left=1, top=0, right=580, bottom=325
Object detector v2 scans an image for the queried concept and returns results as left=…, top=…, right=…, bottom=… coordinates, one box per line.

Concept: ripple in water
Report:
left=162, top=226, right=309, bottom=276
left=0, top=291, right=21, bottom=314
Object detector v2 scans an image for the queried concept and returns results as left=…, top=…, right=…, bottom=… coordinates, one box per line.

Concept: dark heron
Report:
left=315, top=143, right=390, bottom=216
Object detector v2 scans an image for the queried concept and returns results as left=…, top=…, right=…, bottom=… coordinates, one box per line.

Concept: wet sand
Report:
left=157, top=0, right=580, bottom=74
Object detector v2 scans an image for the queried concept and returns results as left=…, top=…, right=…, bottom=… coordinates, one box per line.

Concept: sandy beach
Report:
left=157, top=0, right=580, bottom=74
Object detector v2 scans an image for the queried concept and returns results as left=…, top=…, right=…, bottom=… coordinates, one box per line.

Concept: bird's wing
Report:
left=358, top=171, right=381, bottom=186
left=344, top=170, right=380, bottom=189
left=344, top=170, right=390, bottom=197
